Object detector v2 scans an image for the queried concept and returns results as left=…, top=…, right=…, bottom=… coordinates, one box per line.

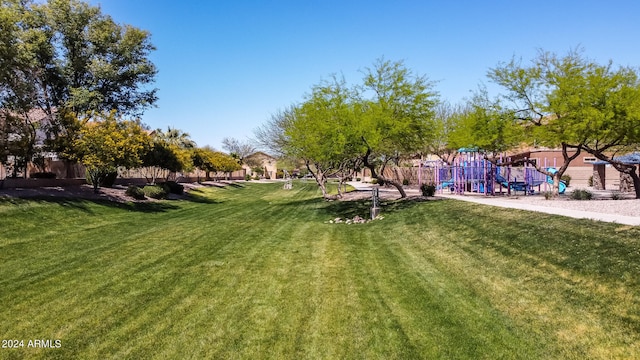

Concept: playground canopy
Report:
left=592, top=152, right=640, bottom=165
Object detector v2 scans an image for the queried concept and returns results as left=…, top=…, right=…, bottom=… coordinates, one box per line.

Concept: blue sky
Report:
left=90, top=0, right=640, bottom=150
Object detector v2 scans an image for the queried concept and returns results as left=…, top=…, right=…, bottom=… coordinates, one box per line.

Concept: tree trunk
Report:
left=630, top=169, right=640, bottom=199
left=362, top=148, right=407, bottom=198
left=581, top=146, right=640, bottom=199
left=306, top=161, right=336, bottom=200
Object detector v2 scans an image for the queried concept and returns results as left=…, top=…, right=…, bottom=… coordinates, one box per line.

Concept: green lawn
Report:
left=1, top=182, right=639, bottom=359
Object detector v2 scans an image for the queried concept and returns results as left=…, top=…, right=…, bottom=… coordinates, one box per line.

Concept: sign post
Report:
left=370, top=187, right=380, bottom=219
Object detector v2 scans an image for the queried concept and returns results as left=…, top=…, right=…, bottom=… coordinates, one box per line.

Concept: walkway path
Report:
left=346, top=182, right=640, bottom=226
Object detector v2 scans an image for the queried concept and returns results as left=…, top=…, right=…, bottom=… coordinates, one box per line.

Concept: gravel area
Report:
left=347, top=182, right=640, bottom=219
left=492, top=193, right=640, bottom=218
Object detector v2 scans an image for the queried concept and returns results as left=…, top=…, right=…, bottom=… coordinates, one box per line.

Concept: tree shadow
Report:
left=288, top=193, right=437, bottom=220
left=220, top=182, right=244, bottom=189
left=0, top=196, right=181, bottom=214
left=184, top=189, right=222, bottom=204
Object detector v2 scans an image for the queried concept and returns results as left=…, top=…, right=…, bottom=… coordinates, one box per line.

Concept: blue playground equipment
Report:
left=545, top=168, right=567, bottom=194
left=424, top=148, right=566, bottom=196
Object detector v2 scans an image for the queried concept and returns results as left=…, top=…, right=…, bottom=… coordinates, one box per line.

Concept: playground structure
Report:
left=420, top=149, right=567, bottom=196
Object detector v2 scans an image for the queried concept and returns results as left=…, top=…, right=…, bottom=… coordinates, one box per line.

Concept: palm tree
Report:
left=154, top=127, right=196, bottom=148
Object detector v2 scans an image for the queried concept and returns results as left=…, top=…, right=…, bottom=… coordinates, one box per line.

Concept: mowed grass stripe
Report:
left=1, top=182, right=639, bottom=359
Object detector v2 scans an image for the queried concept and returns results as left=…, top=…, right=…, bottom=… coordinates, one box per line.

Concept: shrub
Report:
left=143, top=184, right=168, bottom=199
left=30, top=172, right=56, bottom=179
left=161, top=181, right=184, bottom=195
left=611, top=191, right=622, bottom=200
left=371, top=178, right=378, bottom=184
left=588, top=175, right=594, bottom=187
left=85, top=169, right=117, bottom=187
left=125, top=185, right=146, bottom=200
left=570, top=189, right=593, bottom=200
left=356, top=177, right=361, bottom=182
left=561, top=174, right=571, bottom=187
left=402, top=179, right=409, bottom=186
left=420, top=183, right=436, bottom=197
left=543, top=191, right=553, bottom=200
left=244, top=174, right=251, bottom=181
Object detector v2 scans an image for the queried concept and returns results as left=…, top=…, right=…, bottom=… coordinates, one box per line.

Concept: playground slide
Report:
left=546, top=177, right=566, bottom=194
left=437, top=179, right=455, bottom=190
left=545, top=168, right=566, bottom=194
left=494, top=173, right=528, bottom=192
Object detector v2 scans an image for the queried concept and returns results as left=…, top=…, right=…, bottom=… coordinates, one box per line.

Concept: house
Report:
left=243, top=152, right=278, bottom=179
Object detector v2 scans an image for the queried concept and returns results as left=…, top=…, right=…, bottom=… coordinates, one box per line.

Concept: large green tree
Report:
left=285, top=76, right=361, bottom=199
left=357, top=59, right=438, bottom=198
left=448, top=88, right=526, bottom=161
left=489, top=49, right=640, bottom=197
left=544, top=56, right=640, bottom=197
left=0, top=0, right=51, bottom=177
left=488, top=50, right=586, bottom=195
left=0, top=0, right=157, bottom=177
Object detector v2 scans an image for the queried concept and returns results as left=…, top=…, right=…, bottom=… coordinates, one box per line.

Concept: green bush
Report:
left=30, top=172, right=56, bottom=179
left=244, top=174, right=251, bottom=181
left=570, top=189, right=593, bottom=200
left=125, top=185, right=146, bottom=200
left=402, top=179, right=409, bottom=186
left=588, top=175, right=594, bottom=187
left=420, top=183, right=436, bottom=197
left=161, top=181, right=184, bottom=195
left=143, top=184, right=169, bottom=199
left=561, top=174, right=571, bottom=187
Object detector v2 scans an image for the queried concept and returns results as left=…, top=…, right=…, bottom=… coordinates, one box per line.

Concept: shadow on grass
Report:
left=184, top=189, right=222, bottom=204
left=223, top=182, right=245, bottom=188
left=287, top=191, right=438, bottom=220
left=0, top=196, right=181, bottom=214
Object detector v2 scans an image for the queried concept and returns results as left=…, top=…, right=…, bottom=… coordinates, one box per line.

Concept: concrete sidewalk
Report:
left=346, top=182, right=640, bottom=226
left=440, top=194, right=640, bottom=226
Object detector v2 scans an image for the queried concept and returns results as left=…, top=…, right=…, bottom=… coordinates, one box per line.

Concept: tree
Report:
left=192, top=146, right=240, bottom=180
left=154, top=127, right=196, bottom=149
left=0, top=0, right=52, bottom=177
left=254, top=105, right=297, bottom=157
left=37, top=0, right=157, bottom=117
left=72, top=111, right=149, bottom=193
left=489, top=49, right=640, bottom=197
left=544, top=55, right=640, bottom=197
left=221, top=137, right=256, bottom=165
left=426, top=101, right=463, bottom=165
left=140, top=127, right=194, bottom=183
left=292, top=76, right=362, bottom=198
left=0, top=0, right=158, bottom=176
left=449, top=88, right=525, bottom=161
left=488, top=50, right=585, bottom=196
left=357, top=59, right=438, bottom=198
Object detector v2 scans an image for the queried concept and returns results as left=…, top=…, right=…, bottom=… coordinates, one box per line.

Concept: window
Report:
left=584, top=157, right=597, bottom=163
